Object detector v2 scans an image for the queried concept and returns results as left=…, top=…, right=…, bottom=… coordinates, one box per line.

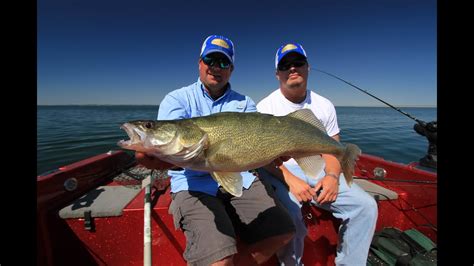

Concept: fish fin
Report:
left=294, top=155, right=325, bottom=179
left=211, top=171, right=243, bottom=197
left=205, top=139, right=244, bottom=197
left=287, top=109, right=327, bottom=134
left=340, top=143, right=362, bottom=186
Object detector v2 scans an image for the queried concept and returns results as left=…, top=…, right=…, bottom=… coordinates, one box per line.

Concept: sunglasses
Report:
left=202, top=56, right=232, bottom=69
left=277, top=60, right=307, bottom=71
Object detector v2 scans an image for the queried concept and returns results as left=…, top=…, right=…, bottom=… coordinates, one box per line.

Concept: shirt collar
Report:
left=198, top=78, right=232, bottom=102
left=278, top=88, right=310, bottom=107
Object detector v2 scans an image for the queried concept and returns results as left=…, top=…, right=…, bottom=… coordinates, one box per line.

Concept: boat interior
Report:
left=37, top=150, right=437, bottom=265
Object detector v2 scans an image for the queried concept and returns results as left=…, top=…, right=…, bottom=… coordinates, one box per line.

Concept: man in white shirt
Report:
left=256, top=42, right=378, bottom=266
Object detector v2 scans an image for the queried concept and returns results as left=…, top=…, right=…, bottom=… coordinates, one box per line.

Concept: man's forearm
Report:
left=321, top=154, right=341, bottom=182
left=323, top=134, right=342, bottom=178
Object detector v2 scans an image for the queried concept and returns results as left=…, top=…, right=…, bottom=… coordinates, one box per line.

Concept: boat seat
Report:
left=59, top=185, right=141, bottom=219
left=353, top=179, right=398, bottom=200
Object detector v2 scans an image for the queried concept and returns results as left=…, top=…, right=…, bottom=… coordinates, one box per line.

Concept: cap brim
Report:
left=280, top=51, right=307, bottom=61
left=201, top=49, right=233, bottom=64
left=276, top=51, right=307, bottom=68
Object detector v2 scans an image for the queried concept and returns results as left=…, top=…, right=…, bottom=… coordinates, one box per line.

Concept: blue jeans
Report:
left=257, top=166, right=378, bottom=266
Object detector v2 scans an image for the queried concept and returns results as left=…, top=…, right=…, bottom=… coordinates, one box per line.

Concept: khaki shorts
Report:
left=169, top=176, right=295, bottom=266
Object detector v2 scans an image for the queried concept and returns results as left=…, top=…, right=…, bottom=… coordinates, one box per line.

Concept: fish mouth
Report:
left=117, top=123, right=147, bottom=147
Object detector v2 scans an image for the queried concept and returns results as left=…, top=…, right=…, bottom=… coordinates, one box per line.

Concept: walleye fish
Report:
left=118, top=109, right=361, bottom=197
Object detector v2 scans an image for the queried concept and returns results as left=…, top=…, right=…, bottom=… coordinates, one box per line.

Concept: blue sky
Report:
left=38, top=0, right=437, bottom=107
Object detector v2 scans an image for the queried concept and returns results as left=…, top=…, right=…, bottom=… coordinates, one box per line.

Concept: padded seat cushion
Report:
left=59, top=186, right=141, bottom=218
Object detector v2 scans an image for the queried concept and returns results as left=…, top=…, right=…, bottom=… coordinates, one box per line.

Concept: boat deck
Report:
left=37, top=150, right=437, bottom=266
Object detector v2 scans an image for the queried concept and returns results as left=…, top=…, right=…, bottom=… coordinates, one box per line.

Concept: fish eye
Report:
left=144, top=122, right=153, bottom=129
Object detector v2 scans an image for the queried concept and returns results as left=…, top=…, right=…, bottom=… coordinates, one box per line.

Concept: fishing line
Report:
left=313, top=68, right=437, bottom=169
left=312, top=68, right=425, bottom=124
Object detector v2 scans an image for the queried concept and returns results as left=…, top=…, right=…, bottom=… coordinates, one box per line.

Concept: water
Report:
left=37, top=105, right=436, bottom=175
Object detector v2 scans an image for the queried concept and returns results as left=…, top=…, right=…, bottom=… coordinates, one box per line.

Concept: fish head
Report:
left=118, top=119, right=209, bottom=166
left=118, top=120, right=179, bottom=153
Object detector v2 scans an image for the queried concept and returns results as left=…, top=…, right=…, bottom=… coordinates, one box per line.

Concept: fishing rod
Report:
left=313, top=68, right=437, bottom=169
left=313, top=68, right=425, bottom=124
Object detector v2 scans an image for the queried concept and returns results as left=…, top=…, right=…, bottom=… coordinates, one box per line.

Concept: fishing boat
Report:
left=37, top=148, right=437, bottom=266
left=37, top=71, right=437, bottom=265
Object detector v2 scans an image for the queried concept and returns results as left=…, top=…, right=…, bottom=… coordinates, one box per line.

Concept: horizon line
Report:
left=37, top=104, right=437, bottom=108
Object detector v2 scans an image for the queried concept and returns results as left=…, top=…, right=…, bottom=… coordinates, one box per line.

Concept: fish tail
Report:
left=340, top=143, right=362, bottom=186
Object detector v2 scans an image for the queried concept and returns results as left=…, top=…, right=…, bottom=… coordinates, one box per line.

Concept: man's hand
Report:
left=135, top=152, right=175, bottom=170
left=313, top=174, right=339, bottom=204
left=286, top=173, right=316, bottom=203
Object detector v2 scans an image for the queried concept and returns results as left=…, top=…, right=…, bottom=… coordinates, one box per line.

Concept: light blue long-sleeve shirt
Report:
left=157, top=78, right=257, bottom=196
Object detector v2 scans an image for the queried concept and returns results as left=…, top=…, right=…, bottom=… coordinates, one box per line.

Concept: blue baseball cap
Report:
left=275, top=43, right=307, bottom=69
left=200, top=35, right=235, bottom=64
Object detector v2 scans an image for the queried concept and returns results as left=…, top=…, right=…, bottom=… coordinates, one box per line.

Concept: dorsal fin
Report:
left=286, top=109, right=327, bottom=133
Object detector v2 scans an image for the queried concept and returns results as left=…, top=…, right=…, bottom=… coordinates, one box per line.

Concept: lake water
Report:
left=37, top=106, right=436, bottom=175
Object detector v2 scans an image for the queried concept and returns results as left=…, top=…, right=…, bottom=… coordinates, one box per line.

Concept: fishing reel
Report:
left=414, top=121, right=437, bottom=169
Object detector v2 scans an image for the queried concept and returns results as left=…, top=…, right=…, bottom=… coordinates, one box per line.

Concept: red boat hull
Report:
left=37, top=150, right=436, bottom=265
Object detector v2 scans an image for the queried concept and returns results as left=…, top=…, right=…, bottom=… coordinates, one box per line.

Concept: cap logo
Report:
left=281, top=44, right=297, bottom=53
left=211, top=38, right=230, bottom=49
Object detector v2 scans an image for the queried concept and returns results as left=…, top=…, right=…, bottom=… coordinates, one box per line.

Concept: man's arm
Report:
left=263, top=163, right=316, bottom=203
left=135, top=146, right=183, bottom=171
left=135, top=152, right=178, bottom=170
left=313, top=134, right=341, bottom=204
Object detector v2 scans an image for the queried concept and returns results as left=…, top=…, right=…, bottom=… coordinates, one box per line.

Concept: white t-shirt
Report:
left=257, top=88, right=340, bottom=167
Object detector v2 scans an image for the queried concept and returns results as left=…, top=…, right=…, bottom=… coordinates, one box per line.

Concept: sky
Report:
left=37, top=0, right=437, bottom=107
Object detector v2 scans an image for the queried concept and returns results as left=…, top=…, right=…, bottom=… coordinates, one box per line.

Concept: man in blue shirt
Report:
left=136, top=35, right=295, bottom=266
